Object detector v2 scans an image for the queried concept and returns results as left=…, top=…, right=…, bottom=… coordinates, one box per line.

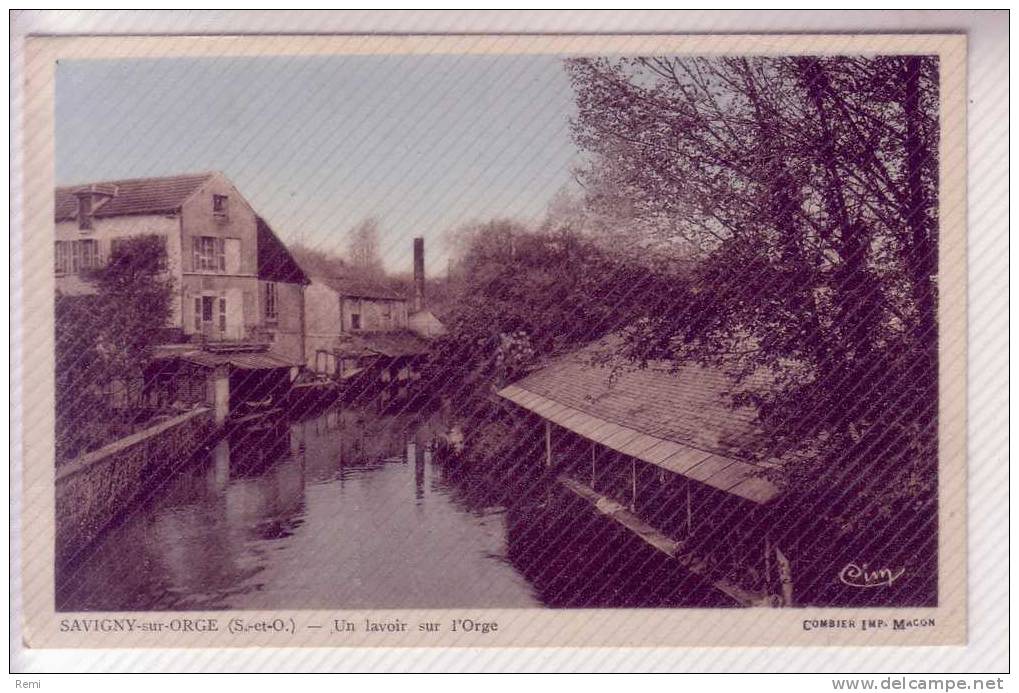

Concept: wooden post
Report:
left=213, top=367, right=230, bottom=424
left=775, top=545, right=794, bottom=607
left=686, top=481, right=693, bottom=536
left=630, top=459, right=637, bottom=511
left=590, top=442, right=596, bottom=489
left=545, top=421, right=552, bottom=468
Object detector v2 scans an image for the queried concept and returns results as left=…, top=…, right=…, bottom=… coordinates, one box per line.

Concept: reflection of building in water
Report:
left=57, top=403, right=544, bottom=612
left=144, top=426, right=306, bottom=603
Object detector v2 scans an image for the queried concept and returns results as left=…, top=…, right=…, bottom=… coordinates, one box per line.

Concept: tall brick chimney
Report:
left=413, top=237, right=425, bottom=313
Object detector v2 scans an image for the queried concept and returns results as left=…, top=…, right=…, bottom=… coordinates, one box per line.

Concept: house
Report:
left=55, top=172, right=310, bottom=423
left=304, top=274, right=422, bottom=378
left=497, top=340, right=788, bottom=606
left=303, top=237, right=442, bottom=379
left=55, top=172, right=309, bottom=364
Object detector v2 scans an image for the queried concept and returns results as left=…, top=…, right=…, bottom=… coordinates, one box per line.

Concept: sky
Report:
left=56, top=54, right=580, bottom=274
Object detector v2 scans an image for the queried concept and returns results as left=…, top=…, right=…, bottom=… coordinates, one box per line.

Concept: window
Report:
left=212, top=194, right=229, bottom=218
left=55, top=241, right=68, bottom=274
left=381, top=301, right=392, bottom=322
left=218, top=297, right=227, bottom=332
left=54, top=239, right=100, bottom=274
left=264, top=281, right=278, bottom=321
left=350, top=313, right=361, bottom=331
left=195, top=296, right=216, bottom=330
left=192, top=236, right=225, bottom=272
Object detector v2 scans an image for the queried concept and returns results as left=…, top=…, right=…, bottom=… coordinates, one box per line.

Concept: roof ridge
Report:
left=55, top=171, right=218, bottom=191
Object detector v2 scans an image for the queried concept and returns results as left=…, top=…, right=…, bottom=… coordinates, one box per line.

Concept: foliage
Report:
left=289, top=242, right=348, bottom=279
left=428, top=218, right=688, bottom=413
left=567, top=55, right=939, bottom=595
left=346, top=216, right=385, bottom=278
left=55, top=234, right=174, bottom=460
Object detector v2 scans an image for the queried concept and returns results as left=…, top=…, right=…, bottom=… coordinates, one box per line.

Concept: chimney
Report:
left=74, top=183, right=117, bottom=231
left=413, top=237, right=425, bottom=313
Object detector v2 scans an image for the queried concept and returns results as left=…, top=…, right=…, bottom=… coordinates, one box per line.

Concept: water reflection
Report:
left=56, top=404, right=732, bottom=612
left=57, top=406, right=540, bottom=611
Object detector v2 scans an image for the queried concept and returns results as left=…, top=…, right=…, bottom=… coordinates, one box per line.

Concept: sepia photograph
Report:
left=48, top=49, right=944, bottom=614
left=14, top=16, right=1004, bottom=667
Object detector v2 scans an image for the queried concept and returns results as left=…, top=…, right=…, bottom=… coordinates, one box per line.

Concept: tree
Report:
left=289, top=243, right=347, bottom=279
left=433, top=218, right=681, bottom=398
left=55, top=234, right=174, bottom=459
left=346, top=217, right=385, bottom=277
left=568, top=55, right=939, bottom=603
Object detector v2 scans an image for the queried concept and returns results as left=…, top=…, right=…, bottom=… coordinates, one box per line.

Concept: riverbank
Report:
left=55, top=408, right=214, bottom=568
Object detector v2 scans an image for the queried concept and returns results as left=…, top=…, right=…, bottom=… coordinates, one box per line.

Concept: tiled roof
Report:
left=498, top=342, right=780, bottom=504
left=511, top=347, right=764, bottom=457
left=321, top=275, right=406, bottom=301
left=335, top=330, right=431, bottom=358
left=55, top=173, right=215, bottom=221
left=177, top=350, right=299, bottom=370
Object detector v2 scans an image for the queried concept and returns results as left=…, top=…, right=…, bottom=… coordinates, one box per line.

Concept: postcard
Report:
left=14, top=29, right=970, bottom=653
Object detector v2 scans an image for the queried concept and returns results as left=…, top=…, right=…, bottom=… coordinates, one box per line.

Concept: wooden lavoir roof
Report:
left=498, top=345, right=781, bottom=505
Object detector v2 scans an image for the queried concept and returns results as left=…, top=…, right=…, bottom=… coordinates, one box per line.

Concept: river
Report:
left=56, top=404, right=733, bottom=611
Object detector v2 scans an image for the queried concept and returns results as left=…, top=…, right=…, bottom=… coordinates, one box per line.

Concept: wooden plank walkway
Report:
left=557, top=475, right=771, bottom=608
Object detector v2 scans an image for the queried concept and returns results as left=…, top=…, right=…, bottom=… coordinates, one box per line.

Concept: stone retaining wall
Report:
left=55, top=408, right=214, bottom=566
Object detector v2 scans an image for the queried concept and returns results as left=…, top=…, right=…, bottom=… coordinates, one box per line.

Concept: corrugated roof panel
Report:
left=656, top=446, right=715, bottom=476
left=728, top=476, right=781, bottom=504
left=500, top=386, right=539, bottom=410
left=640, top=439, right=689, bottom=466
left=600, top=427, right=645, bottom=455
left=530, top=398, right=561, bottom=418
left=684, top=455, right=739, bottom=485
left=542, top=402, right=572, bottom=424
left=707, top=460, right=758, bottom=493
left=568, top=412, right=610, bottom=439
left=587, top=421, right=628, bottom=445
left=554, top=407, right=590, bottom=430
left=497, top=385, right=523, bottom=400
left=517, top=391, right=547, bottom=410
left=497, top=379, right=781, bottom=505
left=548, top=405, right=586, bottom=428
left=617, top=433, right=668, bottom=460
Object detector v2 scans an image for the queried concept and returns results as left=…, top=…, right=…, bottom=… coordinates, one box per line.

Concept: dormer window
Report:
left=212, top=194, right=229, bottom=220
left=73, top=184, right=116, bottom=230
left=76, top=194, right=93, bottom=230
